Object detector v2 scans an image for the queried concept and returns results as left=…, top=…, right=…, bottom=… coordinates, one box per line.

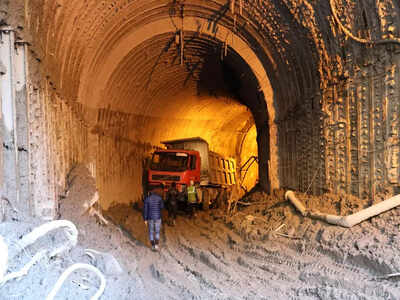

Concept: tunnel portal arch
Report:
left=78, top=16, right=279, bottom=197
left=3, top=0, right=398, bottom=219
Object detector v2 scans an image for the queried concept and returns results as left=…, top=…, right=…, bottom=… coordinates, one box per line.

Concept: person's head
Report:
left=171, top=182, right=176, bottom=188
left=190, top=180, right=194, bottom=186
left=152, top=184, right=163, bottom=195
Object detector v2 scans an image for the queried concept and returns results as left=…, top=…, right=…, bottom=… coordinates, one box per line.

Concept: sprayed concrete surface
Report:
left=2, top=165, right=400, bottom=299
left=1, top=0, right=398, bottom=221
left=0, top=2, right=399, bottom=298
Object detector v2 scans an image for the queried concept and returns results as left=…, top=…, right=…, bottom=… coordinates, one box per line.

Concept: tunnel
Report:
left=17, top=0, right=296, bottom=214
left=88, top=28, right=271, bottom=209
left=1, top=1, right=400, bottom=298
left=0, top=0, right=399, bottom=224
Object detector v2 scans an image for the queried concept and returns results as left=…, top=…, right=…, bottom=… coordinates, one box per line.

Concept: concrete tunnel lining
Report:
left=93, top=43, right=268, bottom=208
left=4, top=0, right=398, bottom=219
left=79, top=17, right=278, bottom=206
left=19, top=0, right=331, bottom=217
left=2, top=2, right=400, bottom=297
left=76, top=16, right=279, bottom=208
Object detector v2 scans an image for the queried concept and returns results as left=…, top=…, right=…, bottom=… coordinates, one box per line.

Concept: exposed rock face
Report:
left=1, top=1, right=399, bottom=218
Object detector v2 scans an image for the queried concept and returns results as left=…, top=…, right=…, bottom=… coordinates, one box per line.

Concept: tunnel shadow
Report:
left=196, top=47, right=271, bottom=193
left=195, top=45, right=250, bottom=100
left=197, top=50, right=230, bottom=97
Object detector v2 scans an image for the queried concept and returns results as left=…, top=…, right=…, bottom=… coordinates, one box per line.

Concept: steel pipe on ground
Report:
left=285, top=190, right=400, bottom=228
left=284, top=191, right=307, bottom=216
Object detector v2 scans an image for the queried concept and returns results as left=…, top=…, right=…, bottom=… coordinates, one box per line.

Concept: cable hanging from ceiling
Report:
left=330, top=0, right=400, bottom=45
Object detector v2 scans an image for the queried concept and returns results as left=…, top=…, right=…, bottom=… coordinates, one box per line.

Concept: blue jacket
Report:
left=143, top=192, right=164, bottom=221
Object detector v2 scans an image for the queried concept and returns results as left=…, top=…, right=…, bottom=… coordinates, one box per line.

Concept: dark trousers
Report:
left=168, top=202, right=177, bottom=220
left=187, top=202, right=197, bottom=217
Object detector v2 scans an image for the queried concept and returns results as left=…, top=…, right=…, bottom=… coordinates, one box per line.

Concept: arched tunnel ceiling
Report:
left=26, top=0, right=330, bottom=113
left=21, top=0, right=400, bottom=201
left=24, top=0, right=400, bottom=117
left=27, top=0, right=289, bottom=171
left=104, top=32, right=249, bottom=113
left=94, top=30, right=261, bottom=158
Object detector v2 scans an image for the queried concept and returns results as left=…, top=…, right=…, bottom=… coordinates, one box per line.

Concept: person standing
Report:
left=187, top=180, right=198, bottom=218
left=166, top=182, right=179, bottom=226
left=143, top=185, right=164, bottom=251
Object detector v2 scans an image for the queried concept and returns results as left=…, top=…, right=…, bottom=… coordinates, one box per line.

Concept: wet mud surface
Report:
left=1, top=165, right=400, bottom=299
left=106, top=189, right=400, bottom=299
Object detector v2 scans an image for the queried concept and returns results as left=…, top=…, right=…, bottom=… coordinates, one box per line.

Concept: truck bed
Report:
left=207, top=152, right=236, bottom=187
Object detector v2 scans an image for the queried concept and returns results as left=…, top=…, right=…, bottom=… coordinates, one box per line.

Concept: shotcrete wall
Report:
left=0, top=30, right=89, bottom=219
left=278, top=1, right=400, bottom=198
left=26, top=54, right=89, bottom=219
left=1, top=0, right=400, bottom=220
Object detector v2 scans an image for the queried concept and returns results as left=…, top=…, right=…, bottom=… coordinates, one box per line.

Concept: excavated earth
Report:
left=1, top=165, right=400, bottom=299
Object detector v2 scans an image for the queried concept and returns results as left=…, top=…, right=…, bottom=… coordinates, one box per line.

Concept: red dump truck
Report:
left=147, top=137, right=237, bottom=208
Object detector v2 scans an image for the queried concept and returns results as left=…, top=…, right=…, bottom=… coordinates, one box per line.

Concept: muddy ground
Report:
left=1, top=165, right=400, bottom=299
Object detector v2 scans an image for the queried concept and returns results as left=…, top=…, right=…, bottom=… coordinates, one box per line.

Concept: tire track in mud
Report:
left=258, top=236, right=397, bottom=299
left=164, top=218, right=249, bottom=298
left=109, top=208, right=400, bottom=299
left=175, top=215, right=351, bottom=297
left=281, top=237, right=400, bottom=297
left=175, top=215, right=301, bottom=298
left=154, top=219, right=234, bottom=299
left=193, top=218, right=304, bottom=284
left=192, top=217, right=295, bottom=298
left=195, top=213, right=395, bottom=298
left=249, top=239, right=382, bottom=295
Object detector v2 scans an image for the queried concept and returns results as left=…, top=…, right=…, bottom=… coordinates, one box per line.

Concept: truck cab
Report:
left=148, top=149, right=201, bottom=192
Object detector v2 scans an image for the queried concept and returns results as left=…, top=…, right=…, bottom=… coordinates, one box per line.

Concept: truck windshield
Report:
left=150, top=152, right=188, bottom=172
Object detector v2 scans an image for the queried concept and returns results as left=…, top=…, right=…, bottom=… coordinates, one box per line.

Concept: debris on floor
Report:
left=1, top=164, right=400, bottom=299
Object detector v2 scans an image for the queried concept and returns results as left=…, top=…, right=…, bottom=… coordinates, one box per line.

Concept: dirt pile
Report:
left=229, top=189, right=394, bottom=240
left=229, top=189, right=400, bottom=276
left=0, top=164, right=147, bottom=300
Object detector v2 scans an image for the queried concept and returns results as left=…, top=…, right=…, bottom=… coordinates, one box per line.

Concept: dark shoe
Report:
left=151, top=240, right=156, bottom=251
left=155, top=239, right=159, bottom=250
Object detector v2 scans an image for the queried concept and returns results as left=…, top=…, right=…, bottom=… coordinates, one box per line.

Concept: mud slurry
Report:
left=106, top=190, right=400, bottom=300
left=2, top=164, right=400, bottom=299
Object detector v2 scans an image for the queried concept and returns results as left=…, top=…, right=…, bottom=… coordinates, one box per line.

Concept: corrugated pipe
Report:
left=285, top=190, right=400, bottom=228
